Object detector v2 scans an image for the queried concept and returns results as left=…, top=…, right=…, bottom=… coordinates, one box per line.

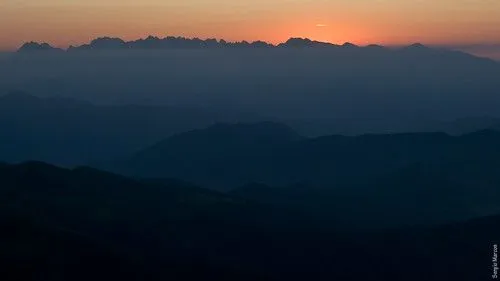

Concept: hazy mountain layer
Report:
left=3, top=37, right=499, bottom=130
left=0, top=93, right=262, bottom=166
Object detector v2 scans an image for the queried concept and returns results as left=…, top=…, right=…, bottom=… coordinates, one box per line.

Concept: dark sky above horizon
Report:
left=1, top=1, right=499, bottom=58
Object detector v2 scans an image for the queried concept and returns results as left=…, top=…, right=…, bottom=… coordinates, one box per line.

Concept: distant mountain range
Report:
left=15, top=36, right=493, bottom=60
left=16, top=37, right=375, bottom=52
left=9, top=35, right=500, bottom=126
left=17, top=42, right=64, bottom=53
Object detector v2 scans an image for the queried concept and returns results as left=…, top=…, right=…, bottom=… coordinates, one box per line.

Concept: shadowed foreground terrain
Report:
left=0, top=162, right=498, bottom=281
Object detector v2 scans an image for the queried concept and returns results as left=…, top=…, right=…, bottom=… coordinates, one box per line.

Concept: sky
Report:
left=1, top=0, right=500, bottom=58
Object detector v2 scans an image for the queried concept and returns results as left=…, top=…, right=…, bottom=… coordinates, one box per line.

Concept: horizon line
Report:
left=11, top=35, right=448, bottom=51
left=4, top=35, right=500, bottom=61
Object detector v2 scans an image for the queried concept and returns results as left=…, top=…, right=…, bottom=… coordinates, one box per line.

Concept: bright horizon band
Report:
left=1, top=0, right=499, bottom=58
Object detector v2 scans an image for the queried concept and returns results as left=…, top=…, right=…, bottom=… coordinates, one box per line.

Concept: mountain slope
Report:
left=0, top=162, right=499, bottom=280
left=119, top=124, right=500, bottom=227
left=0, top=162, right=289, bottom=280
left=121, top=122, right=302, bottom=188
left=121, top=124, right=500, bottom=189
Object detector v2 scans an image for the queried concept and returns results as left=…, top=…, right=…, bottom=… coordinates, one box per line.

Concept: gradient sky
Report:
left=1, top=0, right=500, bottom=54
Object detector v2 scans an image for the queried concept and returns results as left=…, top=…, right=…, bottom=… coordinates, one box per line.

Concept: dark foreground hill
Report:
left=0, top=162, right=499, bottom=281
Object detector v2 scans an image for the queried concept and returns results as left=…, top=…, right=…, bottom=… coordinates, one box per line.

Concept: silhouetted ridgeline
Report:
left=14, top=36, right=496, bottom=59
left=18, top=36, right=276, bottom=52
left=15, top=36, right=353, bottom=51
left=17, top=42, right=64, bottom=53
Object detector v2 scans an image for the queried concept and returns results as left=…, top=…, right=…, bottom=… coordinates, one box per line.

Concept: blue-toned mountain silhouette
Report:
left=17, top=42, right=64, bottom=53
left=14, top=36, right=495, bottom=63
left=0, top=92, right=263, bottom=166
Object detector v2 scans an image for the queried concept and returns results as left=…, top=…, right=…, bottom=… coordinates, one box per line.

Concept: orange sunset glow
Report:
left=1, top=0, right=499, bottom=55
